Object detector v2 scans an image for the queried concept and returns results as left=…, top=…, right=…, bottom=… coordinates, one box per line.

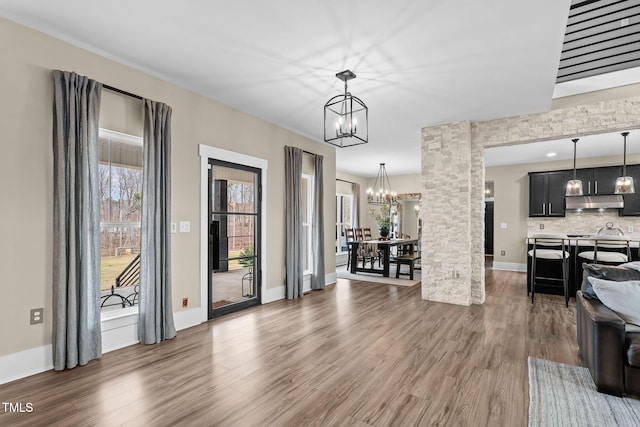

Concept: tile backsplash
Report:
left=527, top=211, right=640, bottom=237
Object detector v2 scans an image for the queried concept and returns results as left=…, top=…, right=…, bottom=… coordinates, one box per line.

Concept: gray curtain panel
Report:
left=311, top=154, right=325, bottom=290
left=138, top=99, right=176, bottom=344
left=52, top=70, right=102, bottom=370
left=285, top=146, right=303, bottom=299
left=352, top=182, right=360, bottom=228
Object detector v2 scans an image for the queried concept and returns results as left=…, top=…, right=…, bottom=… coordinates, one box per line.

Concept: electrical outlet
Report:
left=628, top=226, right=634, bottom=233
left=539, top=224, right=545, bottom=230
left=179, top=221, right=190, bottom=233
left=30, top=308, right=43, bottom=325
left=182, top=297, right=188, bottom=308
left=171, top=222, right=177, bottom=233
left=500, top=250, right=506, bottom=256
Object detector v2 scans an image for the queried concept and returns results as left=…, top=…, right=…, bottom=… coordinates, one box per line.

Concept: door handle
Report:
left=542, top=203, right=545, bottom=215
left=595, top=181, right=598, bottom=194
left=549, top=203, right=552, bottom=214
left=211, top=220, right=220, bottom=270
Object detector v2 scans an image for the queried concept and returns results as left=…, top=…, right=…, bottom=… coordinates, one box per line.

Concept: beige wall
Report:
left=486, top=153, right=640, bottom=266
left=0, top=17, right=336, bottom=357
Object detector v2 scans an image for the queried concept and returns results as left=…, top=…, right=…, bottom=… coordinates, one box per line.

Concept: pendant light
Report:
left=324, top=70, right=368, bottom=148
left=566, top=138, right=583, bottom=196
left=615, top=132, right=635, bottom=194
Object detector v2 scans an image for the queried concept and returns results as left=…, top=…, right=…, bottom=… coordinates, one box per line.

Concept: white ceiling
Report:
left=3, top=0, right=634, bottom=177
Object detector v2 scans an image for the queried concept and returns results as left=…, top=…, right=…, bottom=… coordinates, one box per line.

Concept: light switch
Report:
left=179, top=221, right=190, bottom=233
left=500, top=223, right=507, bottom=229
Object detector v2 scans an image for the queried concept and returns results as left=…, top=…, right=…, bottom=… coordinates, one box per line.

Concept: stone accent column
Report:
left=421, top=121, right=475, bottom=305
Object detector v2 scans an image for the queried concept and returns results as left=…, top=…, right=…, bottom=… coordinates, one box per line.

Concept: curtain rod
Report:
left=336, top=178, right=356, bottom=185
left=103, top=84, right=143, bottom=101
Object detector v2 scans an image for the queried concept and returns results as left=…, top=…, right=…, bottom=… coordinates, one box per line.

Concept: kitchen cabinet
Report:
left=571, top=166, right=621, bottom=195
left=592, top=166, right=622, bottom=195
left=529, top=171, right=567, bottom=217
left=621, top=164, right=640, bottom=216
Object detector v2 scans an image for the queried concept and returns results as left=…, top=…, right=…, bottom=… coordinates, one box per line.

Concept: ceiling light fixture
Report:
left=324, top=70, right=368, bottom=148
left=546, top=152, right=556, bottom=157
left=566, top=138, right=583, bottom=196
left=366, top=163, right=396, bottom=205
left=615, top=131, right=635, bottom=194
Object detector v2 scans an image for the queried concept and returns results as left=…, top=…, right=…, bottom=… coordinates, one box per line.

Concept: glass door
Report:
left=208, top=159, right=261, bottom=319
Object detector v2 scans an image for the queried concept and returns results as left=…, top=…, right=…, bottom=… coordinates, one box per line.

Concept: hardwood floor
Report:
left=0, top=269, right=579, bottom=426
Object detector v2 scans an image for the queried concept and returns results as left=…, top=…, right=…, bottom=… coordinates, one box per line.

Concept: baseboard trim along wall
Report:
left=0, top=345, right=53, bottom=385
left=492, top=262, right=527, bottom=272
left=262, top=272, right=337, bottom=304
left=1, top=306, right=205, bottom=385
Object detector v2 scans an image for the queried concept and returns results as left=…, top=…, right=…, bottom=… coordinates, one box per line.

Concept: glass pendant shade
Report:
left=566, top=179, right=583, bottom=196
left=615, top=132, right=635, bottom=194
left=566, top=138, right=583, bottom=196
left=615, top=176, right=635, bottom=194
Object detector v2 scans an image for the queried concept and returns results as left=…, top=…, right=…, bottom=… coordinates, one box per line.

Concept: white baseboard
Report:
left=1, top=306, right=205, bottom=385
left=492, top=262, right=527, bottom=272
left=325, top=272, right=337, bottom=285
left=263, top=284, right=286, bottom=303
left=0, top=345, right=53, bottom=385
left=174, top=307, right=204, bottom=331
left=262, top=271, right=337, bottom=304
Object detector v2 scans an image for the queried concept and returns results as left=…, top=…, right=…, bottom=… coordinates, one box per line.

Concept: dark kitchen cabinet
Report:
left=592, top=166, right=622, bottom=195
left=621, top=165, right=640, bottom=216
left=569, top=166, right=621, bottom=195
left=529, top=171, right=567, bottom=217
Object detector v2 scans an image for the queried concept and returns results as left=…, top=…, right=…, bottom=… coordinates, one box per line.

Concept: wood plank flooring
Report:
left=0, top=268, right=579, bottom=426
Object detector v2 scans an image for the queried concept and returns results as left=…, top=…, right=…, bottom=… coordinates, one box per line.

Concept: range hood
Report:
left=565, top=195, right=624, bottom=210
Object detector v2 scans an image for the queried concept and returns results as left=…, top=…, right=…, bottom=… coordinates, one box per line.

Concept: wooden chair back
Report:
left=363, top=228, right=372, bottom=240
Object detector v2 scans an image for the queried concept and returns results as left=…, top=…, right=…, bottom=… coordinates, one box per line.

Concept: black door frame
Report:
left=208, top=158, right=262, bottom=319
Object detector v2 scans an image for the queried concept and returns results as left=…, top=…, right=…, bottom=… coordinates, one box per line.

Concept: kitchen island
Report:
left=526, top=234, right=640, bottom=297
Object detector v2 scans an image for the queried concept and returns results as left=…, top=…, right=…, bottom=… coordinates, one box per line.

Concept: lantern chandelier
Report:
left=367, top=163, right=397, bottom=205
left=324, top=70, right=368, bottom=148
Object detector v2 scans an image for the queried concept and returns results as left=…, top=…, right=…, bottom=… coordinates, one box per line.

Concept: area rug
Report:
left=335, top=265, right=420, bottom=287
left=528, top=357, right=640, bottom=427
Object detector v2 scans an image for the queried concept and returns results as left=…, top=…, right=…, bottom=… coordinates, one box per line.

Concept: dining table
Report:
left=347, top=237, right=418, bottom=277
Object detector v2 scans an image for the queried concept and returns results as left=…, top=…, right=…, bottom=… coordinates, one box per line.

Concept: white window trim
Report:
left=335, top=192, right=353, bottom=255
left=302, top=173, right=314, bottom=276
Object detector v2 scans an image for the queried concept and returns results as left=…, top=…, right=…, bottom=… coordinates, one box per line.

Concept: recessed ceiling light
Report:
left=547, top=152, right=557, bottom=157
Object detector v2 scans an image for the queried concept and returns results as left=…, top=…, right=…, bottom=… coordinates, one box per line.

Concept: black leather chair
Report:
left=577, top=263, right=640, bottom=396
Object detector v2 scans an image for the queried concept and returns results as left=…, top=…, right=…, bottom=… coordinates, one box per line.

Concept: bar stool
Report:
left=577, top=236, right=631, bottom=265
left=528, top=234, right=570, bottom=307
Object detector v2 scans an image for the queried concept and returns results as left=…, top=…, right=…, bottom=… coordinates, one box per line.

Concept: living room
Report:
left=2, top=1, right=640, bottom=425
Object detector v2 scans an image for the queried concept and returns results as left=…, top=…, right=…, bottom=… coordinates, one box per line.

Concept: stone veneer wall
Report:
left=421, top=96, right=640, bottom=306
left=527, top=211, right=640, bottom=237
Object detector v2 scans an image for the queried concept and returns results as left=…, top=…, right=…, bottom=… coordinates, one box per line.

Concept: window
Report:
left=336, top=194, right=353, bottom=254
left=301, top=174, right=313, bottom=274
left=99, top=129, right=143, bottom=308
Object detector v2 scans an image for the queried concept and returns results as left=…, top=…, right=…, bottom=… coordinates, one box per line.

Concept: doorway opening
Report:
left=208, top=159, right=261, bottom=318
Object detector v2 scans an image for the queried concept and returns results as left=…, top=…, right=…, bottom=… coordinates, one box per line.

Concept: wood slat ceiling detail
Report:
left=557, top=0, right=640, bottom=83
